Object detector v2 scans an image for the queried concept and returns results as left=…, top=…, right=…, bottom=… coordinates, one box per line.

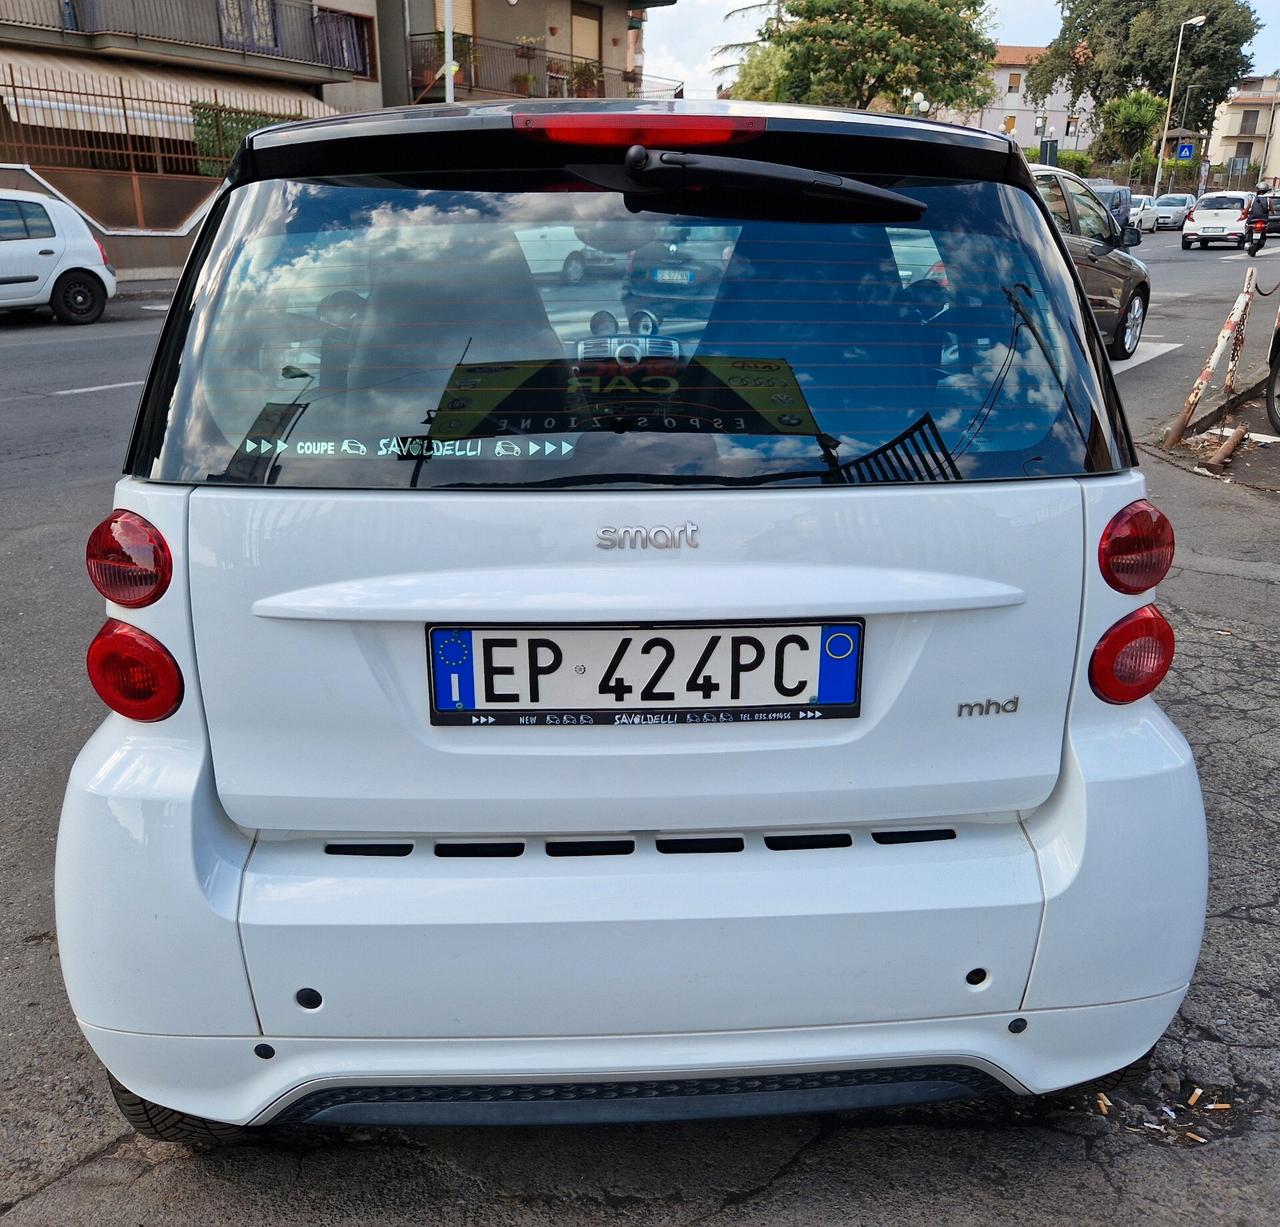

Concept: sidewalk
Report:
left=114, top=278, right=178, bottom=302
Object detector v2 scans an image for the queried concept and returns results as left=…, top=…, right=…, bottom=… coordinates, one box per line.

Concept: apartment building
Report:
left=1206, top=73, right=1279, bottom=186
left=938, top=46, right=1094, bottom=151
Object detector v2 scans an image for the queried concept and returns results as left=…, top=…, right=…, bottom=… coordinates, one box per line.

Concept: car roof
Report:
left=0, top=187, right=63, bottom=205
left=230, top=99, right=1028, bottom=192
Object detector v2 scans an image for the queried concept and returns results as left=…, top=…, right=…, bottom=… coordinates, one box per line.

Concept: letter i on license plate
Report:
left=428, top=621, right=863, bottom=726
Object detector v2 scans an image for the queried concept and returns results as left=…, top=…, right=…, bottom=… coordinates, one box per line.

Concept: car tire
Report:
left=108, top=1073, right=248, bottom=1145
left=1236, top=237, right=1247, bottom=250
left=1199, top=240, right=1209, bottom=249
left=1181, top=238, right=1192, bottom=250
left=50, top=271, right=106, bottom=325
left=1266, top=352, right=1280, bottom=436
left=1108, top=290, right=1146, bottom=361
left=561, top=251, right=586, bottom=285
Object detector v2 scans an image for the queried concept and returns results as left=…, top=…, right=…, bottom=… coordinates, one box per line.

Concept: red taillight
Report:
left=94, top=236, right=110, bottom=266
left=1089, top=605, right=1174, bottom=704
left=1239, top=208, right=1250, bottom=221
left=86, top=619, right=183, bottom=721
left=1185, top=209, right=1195, bottom=222
left=86, top=510, right=172, bottom=607
left=513, top=112, right=765, bottom=147
left=1099, top=499, right=1174, bottom=594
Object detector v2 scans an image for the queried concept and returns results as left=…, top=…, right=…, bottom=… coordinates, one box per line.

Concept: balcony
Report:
left=409, top=33, right=682, bottom=103
left=0, top=0, right=362, bottom=82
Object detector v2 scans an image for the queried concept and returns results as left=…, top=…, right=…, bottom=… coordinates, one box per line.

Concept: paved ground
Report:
left=3, top=234, right=1280, bottom=1224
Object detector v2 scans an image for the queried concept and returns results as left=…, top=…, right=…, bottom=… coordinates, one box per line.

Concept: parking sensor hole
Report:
left=295, top=988, right=323, bottom=1010
left=1008, top=1017, right=1028, bottom=1034
left=254, top=1044, right=275, bottom=1060
left=966, top=968, right=988, bottom=986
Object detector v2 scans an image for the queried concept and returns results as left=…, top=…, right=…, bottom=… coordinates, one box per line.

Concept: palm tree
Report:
left=1100, top=90, right=1167, bottom=182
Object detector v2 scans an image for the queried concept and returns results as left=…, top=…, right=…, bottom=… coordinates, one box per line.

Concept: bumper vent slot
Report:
left=546, top=839, right=636, bottom=858
left=324, top=842, right=414, bottom=857
left=656, top=836, right=745, bottom=855
left=434, top=841, right=525, bottom=858
left=872, top=829, right=957, bottom=846
left=764, top=833, right=853, bottom=852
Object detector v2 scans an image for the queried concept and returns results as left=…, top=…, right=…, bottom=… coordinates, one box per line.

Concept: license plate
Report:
left=1204, top=226, right=1224, bottom=233
left=428, top=622, right=864, bottom=726
left=652, top=268, right=695, bottom=284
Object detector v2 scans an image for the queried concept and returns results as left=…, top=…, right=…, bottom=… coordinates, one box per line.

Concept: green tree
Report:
left=1026, top=0, right=1260, bottom=133
left=1097, top=88, right=1167, bottom=162
left=733, top=41, right=792, bottom=101
left=773, top=0, right=998, bottom=112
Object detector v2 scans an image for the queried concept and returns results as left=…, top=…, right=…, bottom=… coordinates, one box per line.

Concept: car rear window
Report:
left=130, top=172, right=1125, bottom=489
left=1155, top=195, right=1187, bottom=206
left=1198, top=196, right=1245, bottom=211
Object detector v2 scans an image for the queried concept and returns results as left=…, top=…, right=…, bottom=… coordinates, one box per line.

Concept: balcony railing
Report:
left=409, top=33, right=681, bottom=103
left=0, top=0, right=363, bottom=73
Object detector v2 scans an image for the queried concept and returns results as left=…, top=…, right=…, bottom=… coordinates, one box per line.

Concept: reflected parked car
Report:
left=1153, top=193, right=1195, bottom=230
left=514, top=225, right=620, bottom=284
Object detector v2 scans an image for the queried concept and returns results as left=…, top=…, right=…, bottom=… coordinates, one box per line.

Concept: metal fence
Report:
left=0, top=0, right=360, bottom=71
left=0, top=63, right=335, bottom=177
left=409, top=33, right=682, bottom=103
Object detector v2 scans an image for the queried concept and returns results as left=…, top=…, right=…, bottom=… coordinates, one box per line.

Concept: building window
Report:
left=1065, top=115, right=1079, bottom=137
left=1006, top=72, right=1021, bottom=95
left=218, top=0, right=280, bottom=55
left=318, top=10, right=377, bottom=79
left=1235, top=141, right=1255, bottom=161
left=433, top=0, right=474, bottom=37
left=1240, top=109, right=1259, bottom=135
left=1034, top=114, right=1046, bottom=136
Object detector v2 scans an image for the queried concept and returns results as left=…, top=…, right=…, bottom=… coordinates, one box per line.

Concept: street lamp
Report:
left=1153, top=14, right=1207, bottom=198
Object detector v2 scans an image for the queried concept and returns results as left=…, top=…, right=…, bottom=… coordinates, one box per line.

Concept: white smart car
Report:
left=0, top=188, right=116, bottom=323
left=58, top=102, right=1207, bottom=1143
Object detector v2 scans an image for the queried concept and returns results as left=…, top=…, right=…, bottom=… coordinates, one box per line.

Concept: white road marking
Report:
left=140, top=303, right=170, bottom=311
left=1222, top=247, right=1280, bottom=261
left=0, top=325, right=161, bottom=349
left=52, top=380, right=144, bottom=396
left=1151, top=291, right=1191, bottom=300
left=1114, top=341, right=1182, bottom=373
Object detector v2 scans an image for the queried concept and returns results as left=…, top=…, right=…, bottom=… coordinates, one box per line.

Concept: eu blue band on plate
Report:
left=816, top=624, right=861, bottom=705
left=431, top=629, right=475, bottom=710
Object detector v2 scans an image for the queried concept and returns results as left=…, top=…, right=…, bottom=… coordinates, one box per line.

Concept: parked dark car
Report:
left=1031, top=165, right=1150, bottom=360
left=1085, top=182, right=1132, bottom=228
left=619, top=226, right=734, bottom=332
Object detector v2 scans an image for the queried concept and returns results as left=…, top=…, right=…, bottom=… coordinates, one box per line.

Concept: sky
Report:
left=643, top=0, right=1280, bottom=101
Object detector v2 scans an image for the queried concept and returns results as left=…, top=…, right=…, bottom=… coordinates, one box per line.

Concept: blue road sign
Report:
left=1176, top=142, right=1195, bottom=161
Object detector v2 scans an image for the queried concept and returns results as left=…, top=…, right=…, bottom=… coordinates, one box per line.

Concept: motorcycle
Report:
left=1247, top=216, right=1268, bottom=257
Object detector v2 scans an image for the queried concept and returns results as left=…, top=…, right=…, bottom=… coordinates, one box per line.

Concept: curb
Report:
left=1155, top=362, right=1271, bottom=446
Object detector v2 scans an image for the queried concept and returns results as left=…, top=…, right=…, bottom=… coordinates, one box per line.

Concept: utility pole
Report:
left=1154, top=15, right=1207, bottom=199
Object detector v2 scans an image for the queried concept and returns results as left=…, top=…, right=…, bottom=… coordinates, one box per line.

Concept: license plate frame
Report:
left=652, top=267, right=696, bottom=285
left=1203, top=226, right=1225, bottom=234
left=428, top=619, right=865, bottom=727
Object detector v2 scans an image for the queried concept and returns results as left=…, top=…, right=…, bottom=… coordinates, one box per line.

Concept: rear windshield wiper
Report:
left=616, top=145, right=927, bottom=223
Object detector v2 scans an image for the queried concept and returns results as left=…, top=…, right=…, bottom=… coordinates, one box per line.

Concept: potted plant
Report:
left=569, top=59, right=603, bottom=97
left=510, top=72, right=537, bottom=97
left=514, top=35, right=542, bottom=60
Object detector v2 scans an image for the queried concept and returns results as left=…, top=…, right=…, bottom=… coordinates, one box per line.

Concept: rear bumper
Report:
left=80, top=990, right=1187, bottom=1126
left=57, top=698, right=1207, bottom=1126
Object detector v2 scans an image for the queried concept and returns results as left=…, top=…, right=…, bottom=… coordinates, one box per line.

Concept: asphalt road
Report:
left=2, top=246, right=1280, bottom=1224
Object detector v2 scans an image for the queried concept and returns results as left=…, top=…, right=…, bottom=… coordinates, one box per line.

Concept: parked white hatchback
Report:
left=1182, top=192, right=1252, bottom=249
left=57, top=101, right=1207, bottom=1143
left=1129, top=194, right=1157, bottom=231
left=0, top=188, right=116, bottom=323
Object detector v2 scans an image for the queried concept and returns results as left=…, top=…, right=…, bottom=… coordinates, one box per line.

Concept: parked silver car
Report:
left=1153, top=193, right=1195, bottom=230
